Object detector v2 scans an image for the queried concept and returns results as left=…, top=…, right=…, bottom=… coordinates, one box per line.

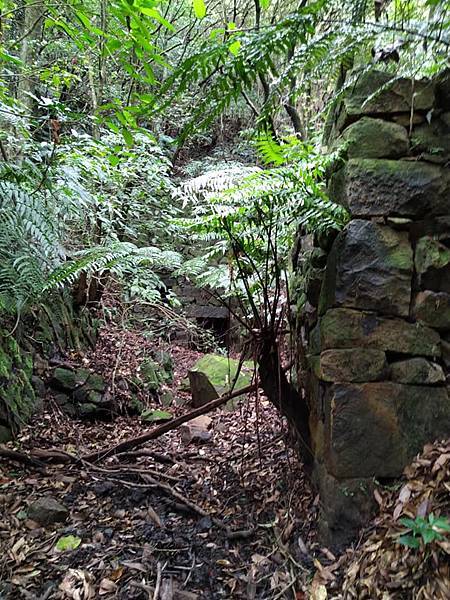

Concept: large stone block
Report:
left=313, top=462, right=376, bottom=550
left=336, top=70, right=435, bottom=131
left=325, top=382, right=450, bottom=478
left=335, top=117, right=409, bottom=159
left=318, top=348, right=386, bottom=382
left=328, top=159, right=450, bottom=218
left=320, top=220, right=412, bottom=317
left=413, top=290, right=450, bottom=330
left=390, top=358, right=445, bottom=385
left=319, top=308, right=441, bottom=357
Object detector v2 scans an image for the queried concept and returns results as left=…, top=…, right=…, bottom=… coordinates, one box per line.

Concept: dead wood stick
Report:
left=0, top=445, right=46, bottom=469
left=83, top=381, right=257, bottom=463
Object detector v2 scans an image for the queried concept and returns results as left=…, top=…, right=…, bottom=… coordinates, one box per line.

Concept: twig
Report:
left=153, top=562, right=162, bottom=600
left=83, top=381, right=257, bottom=462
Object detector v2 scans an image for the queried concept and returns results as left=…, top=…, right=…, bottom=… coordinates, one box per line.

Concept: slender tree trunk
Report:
left=17, top=0, right=43, bottom=110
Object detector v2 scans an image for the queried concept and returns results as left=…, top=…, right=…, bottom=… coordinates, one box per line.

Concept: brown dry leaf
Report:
left=147, top=505, right=162, bottom=527
left=99, top=578, right=117, bottom=595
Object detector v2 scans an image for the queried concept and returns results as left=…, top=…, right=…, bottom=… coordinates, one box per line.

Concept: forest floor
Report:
left=0, top=322, right=339, bottom=600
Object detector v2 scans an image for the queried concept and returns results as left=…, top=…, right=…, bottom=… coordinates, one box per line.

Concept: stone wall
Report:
left=293, top=69, right=450, bottom=547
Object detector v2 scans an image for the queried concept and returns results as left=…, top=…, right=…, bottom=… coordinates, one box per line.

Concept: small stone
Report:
left=414, top=291, right=450, bottom=330
left=179, top=416, right=212, bottom=444
left=390, top=358, right=445, bottom=384
left=28, top=497, right=69, bottom=526
left=318, top=349, right=386, bottom=382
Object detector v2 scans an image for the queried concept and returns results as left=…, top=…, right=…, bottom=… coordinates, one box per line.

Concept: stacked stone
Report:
left=298, top=69, right=450, bottom=547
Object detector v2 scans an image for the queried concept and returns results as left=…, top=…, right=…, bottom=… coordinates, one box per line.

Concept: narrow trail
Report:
left=0, top=324, right=321, bottom=599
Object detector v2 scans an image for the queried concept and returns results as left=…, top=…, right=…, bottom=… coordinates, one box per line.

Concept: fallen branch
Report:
left=83, top=381, right=256, bottom=462
left=0, top=445, right=46, bottom=469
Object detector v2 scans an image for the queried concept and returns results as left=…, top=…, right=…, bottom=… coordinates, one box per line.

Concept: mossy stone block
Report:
left=320, top=308, right=441, bottom=358
left=335, top=117, right=409, bottom=159
left=319, top=220, right=412, bottom=317
left=188, top=354, right=253, bottom=407
left=319, top=348, right=386, bottom=382
left=328, top=159, right=450, bottom=218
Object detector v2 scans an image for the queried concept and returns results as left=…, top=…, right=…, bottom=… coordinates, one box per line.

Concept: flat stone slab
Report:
left=319, top=308, right=441, bottom=358
left=325, top=382, right=450, bottom=479
left=328, top=159, right=450, bottom=218
left=317, top=348, right=386, bottom=382
left=320, top=220, right=412, bottom=317
left=390, top=358, right=445, bottom=384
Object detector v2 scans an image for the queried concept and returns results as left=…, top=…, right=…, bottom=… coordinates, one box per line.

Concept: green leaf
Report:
left=397, top=534, right=420, bottom=549
left=121, top=128, right=134, bottom=146
left=141, top=409, right=173, bottom=422
left=422, top=529, right=437, bottom=544
left=56, top=535, right=82, bottom=552
left=260, top=0, right=271, bottom=8
left=229, top=41, right=241, bottom=56
left=193, top=0, right=207, bottom=19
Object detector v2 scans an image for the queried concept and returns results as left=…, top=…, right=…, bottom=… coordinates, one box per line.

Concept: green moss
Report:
left=0, top=330, right=36, bottom=436
left=190, top=354, right=253, bottom=393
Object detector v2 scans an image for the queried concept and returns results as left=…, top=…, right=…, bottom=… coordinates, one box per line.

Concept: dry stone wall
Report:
left=294, top=68, right=450, bottom=548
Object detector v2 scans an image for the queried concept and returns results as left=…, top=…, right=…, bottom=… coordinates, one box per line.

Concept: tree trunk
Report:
left=258, top=338, right=313, bottom=468
left=17, top=0, right=43, bottom=110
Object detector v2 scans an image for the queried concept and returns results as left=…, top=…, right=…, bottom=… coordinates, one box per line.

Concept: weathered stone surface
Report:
left=313, top=463, right=376, bottom=550
left=320, top=220, right=412, bottom=317
left=51, top=367, right=89, bottom=391
left=411, top=117, right=450, bottom=161
left=179, top=416, right=212, bottom=444
left=436, top=68, right=450, bottom=109
left=337, top=71, right=435, bottom=131
left=414, top=291, right=450, bottom=330
left=0, top=425, right=12, bottom=443
left=188, top=354, right=253, bottom=408
left=318, top=349, right=386, bottom=382
left=390, top=358, right=445, bottom=384
left=320, top=308, right=441, bottom=357
left=28, top=497, right=69, bottom=526
left=325, top=382, right=450, bottom=478
left=328, top=159, right=450, bottom=218
left=415, top=237, right=450, bottom=293
left=335, top=117, right=409, bottom=159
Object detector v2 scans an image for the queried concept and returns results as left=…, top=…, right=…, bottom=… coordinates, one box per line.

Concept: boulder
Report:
left=319, top=308, right=441, bottom=357
left=317, top=349, right=386, bottom=382
left=390, top=358, right=445, bottom=384
left=325, top=382, right=450, bottom=479
left=336, top=70, right=435, bottom=131
left=320, top=220, right=412, bottom=317
left=413, top=291, right=450, bottom=330
left=335, top=117, right=409, bottom=159
left=328, top=159, right=450, bottom=218
left=28, top=497, right=69, bottom=526
left=188, top=354, right=253, bottom=408
left=414, top=237, right=450, bottom=293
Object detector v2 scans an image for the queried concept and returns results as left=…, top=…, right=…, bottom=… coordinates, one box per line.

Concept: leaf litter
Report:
left=0, top=324, right=320, bottom=599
